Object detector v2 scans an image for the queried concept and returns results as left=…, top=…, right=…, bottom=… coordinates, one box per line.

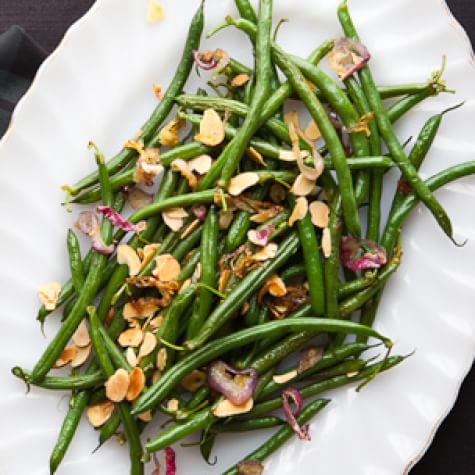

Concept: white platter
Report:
left=1, top=0, right=474, bottom=474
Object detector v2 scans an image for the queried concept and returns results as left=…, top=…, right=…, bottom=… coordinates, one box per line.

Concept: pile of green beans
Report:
left=15, top=1, right=473, bottom=474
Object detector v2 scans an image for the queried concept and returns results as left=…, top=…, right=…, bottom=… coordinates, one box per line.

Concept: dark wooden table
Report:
left=1, top=1, right=473, bottom=474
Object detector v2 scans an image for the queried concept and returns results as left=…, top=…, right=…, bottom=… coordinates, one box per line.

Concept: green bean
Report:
left=223, top=399, right=330, bottom=474
left=214, top=416, right=285, bottom=433
left=185, top=232, right=300, bottom=350
left=66, top=2, right=205, bottom=195
left=12, top=367, right=103, bottom=391
left=187, top=207, right=219, bottom=339
left=30, top=145, right=114, bottom=383
left=88, top=306, right=143, bottom=474
left=290, top=197, right=325, bottom=315
left=215, top=0, right=273, bottom=188
left=186, top=386, right=211, bottom=411
left=338, top=1, right=455, bottom=243
left=72, top=142, right=211, bottom=204
left=66, top=229, right=84, bottom=294
left=228, top=57, right=253, bottom=76
left=177, top=249, right=201, bottom=283
left=98, top=325, right=132, bottom=372
left=146, top=408, right=215, bottom=453
left=258, top=342, right=370, bottom=399
left=50, top=390, right=90, bottom=474
left=324, top=194, right=342, bottom=319
left=132, top=318, right=391, bottom=414
left=247, top=356, right=404, bottom=418
left=172, top=224, right=204, bottom=261
left=235, top=0, right=257, bottom=23
left=98, top=410, right=121, bottom=448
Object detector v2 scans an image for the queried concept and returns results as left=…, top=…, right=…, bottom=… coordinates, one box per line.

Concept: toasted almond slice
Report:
left=170, top=159, right=198, bottom=190
left=137, top=410, right=153, bottom=422
left=118, top=328, right=144, bottom=348
left=162, top=213, right=184, bottom=232
left=180, top=370, right=207, bottom=392
left=71, top=344, right=92, bottom=368
left=53, top=345, right=77, bottom=368
left=153, top=84, right=163, bottom=100
left=193, top=262, right=201, bottom=280
left=86, top=401, right=115, bottom=428
left=159, top=118, right=185, bottom=147
left=194, top=109, right=225, bottom=146
left=179, top=278, right=192, bottom=293
left=180, top=219, right=200, bottom=239
left=126, top=187, right=154, bottom=210
left=288, top=197, right=308, bottom=226
left=147, top=0, right=165, bottom=23
left=164, top=207, right=189, bottom=219
left=309, top=201, right=330, bottom=229
left=138, top=332, right=157, bottom=359
left=322, top=227, right=332, bottom=258
left=213, top=398, right=254, bottom=418
left=291, top=174, right=316, bottom=197
left=272, top=369, right=298, bottom=385
left=258, top=274, right=287, bottom=302
left=153, top=254, right=181, bottom=282
left=188, top=154, right=213, bottom=175
left=72, top=320, right=90, bottom=348
left=231, top=73, right=251, bottom=87
left=123, top=297, right=160, bottom=321
left=228, top=172, right=259, bottom=196
left=38, top=282, right=62, bottom=311
left=126, top=347, right=138, bottom=367
left=304, top=119, right=322, bottom=141
left=219, top=210, right=234, bottom=230
left=149, top=315, right=164, bottom=331
left=126, top=367, right=146, bottom=401
left=140, top=243, right=161, bottom=268
left=250, top=209, right=277, bottom=224
left=278, top=149, right=310, bottom=162
left=117, top=244, right=142, bottom=276
left=167, top=399, right=180, bottom=412
left=246, top=147, right=266, bottom=167
left=105, top=368, right=130, bottom=403
left=254, top=243, right=278, bottom=262
left=156, top=348, right=168, bottom=371
left=152, top=369, right=162, bottom=384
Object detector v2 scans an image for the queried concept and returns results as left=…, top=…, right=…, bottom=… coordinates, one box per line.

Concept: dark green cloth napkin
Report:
left=0, top=25, right=46, bottom=136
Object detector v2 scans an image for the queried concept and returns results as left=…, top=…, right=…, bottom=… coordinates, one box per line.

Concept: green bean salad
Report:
left=13, top=0, right=473, bottom=474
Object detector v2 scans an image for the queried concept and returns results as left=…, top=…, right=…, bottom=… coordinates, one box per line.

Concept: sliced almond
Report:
left=167, top=399, right=180, bottom=412
left=105, top=368, right=130, bottom=403
left=153, top=84, right=163, bottom=100
left=123, top=297, right=160, bottom=321
left=179, top=278, right=192, bottom=293
left=156, top=347, right=168, bottom=371
left=153, top=254, right=181, bottom=282
left=278, top=149, right=310, bottom=162
left=194, top=109, right=225, bottom=147
left=162, top=212, right=185, bottom=232
left=147, top=0, right=165, bottom=23
left=272, top=369, right=298, bottom=385
left=117, top=244, right=142, bottom=276
left=86, top=401, right=115, bottom=428
left=159, top=118, right=185, bottom=147
left=126, top=187, right=154, bottom=210
left=163, top=207, right=189, bottom=219
left=213, top=398, right=254, bottom=418
left=138, top=332, right=157, bottom=359
left=180, top=370, right=207, bottom=392
left=53, top=345, right=77, bottom=368
left=118, top=328, right=145, bottom=348
left=126, top=367, right=146, bottom=401
left=254, top=243, right=278, bottom=262
left=188, top=154, right=213, bottom=175
left=180, top=218, right=200, bottom=239
left=126, top=347, right=138, bottom=367
left=72, top=320, right=90, bottom=348
left=38, top=282, right=61, bottom=311
left=149, top=315, right=164, bottom=331
left=288, top=197, right=308, bottom=226
left=71, top=344, right=92, bottom=368
left=170, top=159, right=198, bottom=190
left=219, top=210, right=235, bottom=230
left=309, top=201, right=330, bottom=229
left=193, top=262, right=201, bottom=280
left=304, top=119, right=321, bottom=141
left=231, top=73, right=251, bottom=88
left=246, top=147, right=266, bottom=167
left=152, top=369, right=162, bottom=384
left=291, top=174, right=316, bottom=197
left=322, top=227, right=332, bottom=258
left=140, top=243, right=161, bottom=268
left=137, top=410, right=153, bottom=422
left=250, top=209, right=279, bottom=224
left=258, top=274, right=287, bottom=303
left=228, top=172, right=259, bottom=196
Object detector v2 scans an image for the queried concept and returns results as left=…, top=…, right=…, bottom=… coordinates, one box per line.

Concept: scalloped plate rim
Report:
left=1, top=1, right=474, bottom=473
